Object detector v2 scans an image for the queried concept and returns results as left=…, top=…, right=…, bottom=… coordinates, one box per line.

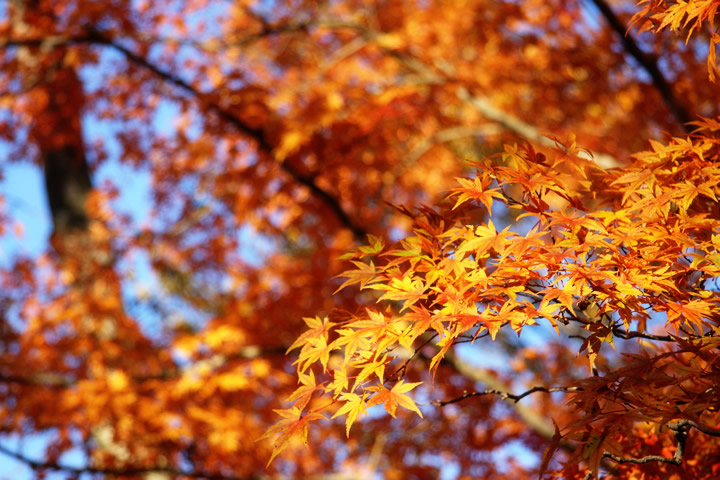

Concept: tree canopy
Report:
left=0, top=0, right=719, bottom=479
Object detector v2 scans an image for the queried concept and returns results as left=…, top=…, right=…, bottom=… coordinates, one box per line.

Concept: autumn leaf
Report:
left=332, top=392, right=369, bottom=436
left=334, top=260, right=380, bottom=293
left=366, top=380, right=424, bottom=418
left=453, top=220, right=510, bottom=259
left=286, top=369, right=321, bottom=411
left=351, top=352, right=388, bottom=391
left=450, top=175, right=503, bottom=211
left=287, top=316, right=336, bottom=354
left=257, top=407, right=326, bottom=466
left=538, top=420, right=563, bottom=479
left=369, top=275, right=427, bottom=312
left=294, top=334, right=335, bottom=373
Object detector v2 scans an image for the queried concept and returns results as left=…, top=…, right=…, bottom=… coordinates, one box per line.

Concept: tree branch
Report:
left=611, top=327, right=676, bottom=342
left=582, top=417, right=720, bottom=478
left=434, top=347, right=620, bottom=476
left=588, top=0, right=693, bottom=133
left=438, top=349, right=558, bottom=440
left=433, top=384, right=583, bottom=407
left=582, top=424, right=686, bottom=479
left=669, top=419, right=720, bottom=438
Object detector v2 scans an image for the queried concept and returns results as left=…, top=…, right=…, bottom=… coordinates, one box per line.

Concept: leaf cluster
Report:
left=269, top=126, right=720, bottom=477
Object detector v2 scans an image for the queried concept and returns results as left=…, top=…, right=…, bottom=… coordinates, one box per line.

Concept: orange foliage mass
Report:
left=0, top=0, right=718, bottom=479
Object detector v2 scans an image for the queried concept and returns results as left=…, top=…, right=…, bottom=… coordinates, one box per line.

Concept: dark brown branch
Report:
left=602, top=445, right=682, bottom=466
left=581, top=424, right=686, bottom=480
left=433, top=385, right=582, bottom=407
left=582, top=417, right=720, bottom=478
left=432, top=350, right=628, bottom=473
left=610, top=327, right=675, bottom=342
left=563, top=306, right=698, bottom=343
left=388, top=333, right=438, bottom=381
left=589, top=0, right=693, bottom=133
left=669, top=419, right=720, bottom=438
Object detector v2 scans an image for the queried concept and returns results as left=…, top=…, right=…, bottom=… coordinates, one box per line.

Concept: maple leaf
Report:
left=429, top=334, right=456, bottom=376
left=328, top=364, right=350, bottom=397
left=334, top=260, right=381, bottom=293
left=350, top=352, right=388, bottom=391
left=541, top=285, right=578, bottom=315
left=332, top=392, right=369, bottom=436
left=286, top=316, right=336, bottom=354
left=538, top=420, right=563, bottom=479
left=294, top=334, right=335, bottom=373
left=451, top=220, right=510, bottom=260
left=358, top=234, right=385, bottom=255
left=582, top=428, right=611, bottom=479
left=332, top=327, right=372, bottom=361
left=343, top=309, right=407, bottom=354
left=671, top=180, right=718, bottom=210
left=258, top=407, right=326, bottom=466
left=366, top=380, right=423, bottom=418
left=402, top=307, right=448, bottom=347
left=665, top=299, right=713, bottom=330
left=369, top=275, right=427, bottom=312
left=286, top=369, right=321, bottom=411
left=524, top=300, right=562, bottom=332
left=449, top=175, right=503, bottom=211
left=611, top=168, right=656, bottom=205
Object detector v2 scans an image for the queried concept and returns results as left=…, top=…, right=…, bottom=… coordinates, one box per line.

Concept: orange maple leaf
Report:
left=366, top=380, right=423, bottom=418
left=258, top=407, right=326, bottom=466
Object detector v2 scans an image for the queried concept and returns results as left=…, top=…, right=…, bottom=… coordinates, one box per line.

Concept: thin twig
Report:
left=433, top=385, right=582, bottom=406
left=581, top=417, right=720, bottom=478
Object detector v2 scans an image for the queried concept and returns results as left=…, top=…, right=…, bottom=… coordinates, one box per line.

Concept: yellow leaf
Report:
left=258, top=407, right=326, bottom=466
left=332, top=392, right=369, bottom=436
left=287, top=316, right=335, bottom=354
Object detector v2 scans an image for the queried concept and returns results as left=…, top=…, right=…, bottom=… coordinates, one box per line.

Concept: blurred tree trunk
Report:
left=12, top=2, right=169, bottom=477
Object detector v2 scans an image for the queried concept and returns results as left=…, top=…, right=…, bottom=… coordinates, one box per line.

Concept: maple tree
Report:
left=0, top=0, right=719, bottom=479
